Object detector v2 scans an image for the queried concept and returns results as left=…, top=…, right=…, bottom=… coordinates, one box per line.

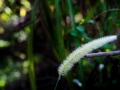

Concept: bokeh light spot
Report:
left=0, top=27, right=4, bottom=34
left=20, top=7, right=26, bottom=17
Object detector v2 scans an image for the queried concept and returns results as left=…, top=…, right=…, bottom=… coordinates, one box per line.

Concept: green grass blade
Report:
left=27, top=0, right=38, bottom=90
left=67, top=0, right=80, bottom=48
left=84, top=3, right=99, bottom=23
left=55, top=0, right=65, bottom=60
left=67, top=0, right=76, bottom=31
left=78, top=60, right=85, bottom=90
left=40, top=1, right=61, bottom=61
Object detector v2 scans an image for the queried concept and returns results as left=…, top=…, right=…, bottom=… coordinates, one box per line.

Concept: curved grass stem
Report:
left=54, top=76, right=61, bottom=90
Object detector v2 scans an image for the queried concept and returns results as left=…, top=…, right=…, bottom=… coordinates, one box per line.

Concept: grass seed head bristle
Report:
left=58, top=35, right=117, bottom=76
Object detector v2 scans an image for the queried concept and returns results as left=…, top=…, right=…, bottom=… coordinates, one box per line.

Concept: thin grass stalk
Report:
left=66, top=1, right=80, bottom=90
left=40, top=1, right=61, bottom=62
left=67, top=0, right=80, bottom=48
left=84, top=2, right=99, bottom=23
left=53, top=76, right=61, bottom=90
left=27, top=0, right=38, bottom=90
left=55, top=0, right=65, bottom=60
left=67, top=0, right=76, bottom=31
left=78, top=60, right=85, bottom=90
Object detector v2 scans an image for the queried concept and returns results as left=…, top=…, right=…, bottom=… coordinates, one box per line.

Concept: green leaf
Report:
left=76, top=26, right=90, bottom=40
left=70, top=30, right=78, bottom=37
left=76, top=25, right=85, bottom=33
left=84, top=3, right=99, bottom=23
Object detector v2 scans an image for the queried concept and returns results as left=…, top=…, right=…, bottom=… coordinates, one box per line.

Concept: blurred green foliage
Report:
left=0, top=0, right=120, bottom=90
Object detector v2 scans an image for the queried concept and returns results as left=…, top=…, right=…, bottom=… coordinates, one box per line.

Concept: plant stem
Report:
left=27, top=26, right=36, bottom=90
left=54, top=76, right=61, bottom=90
left=67, top=1, right=80, bottom=90
left=94, top=9, right=120, bottom=20
left=84, top=3, right=98, bottom=23
left=67, top=0, right=81, bottom=47
left=78, top=60, right=85, bottom=90
left=83, top=50, right=120, bottom=58
left=55, top=0, right=65, bottom=60
left=27, top=0, right=38, bottom=90
left=67, top=0, right=76, bottom=31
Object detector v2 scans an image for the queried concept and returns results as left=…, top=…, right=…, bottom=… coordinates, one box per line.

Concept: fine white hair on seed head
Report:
left=58, top=35, right=117, bottom=76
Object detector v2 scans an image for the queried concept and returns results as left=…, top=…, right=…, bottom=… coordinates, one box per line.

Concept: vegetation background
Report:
left=0, top=0, right=120, bottom=90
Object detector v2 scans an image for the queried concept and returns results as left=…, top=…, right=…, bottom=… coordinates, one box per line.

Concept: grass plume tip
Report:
left=58, top=35, right=117, bottom=76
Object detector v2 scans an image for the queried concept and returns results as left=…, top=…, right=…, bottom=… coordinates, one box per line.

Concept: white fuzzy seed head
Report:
left=58, top=35, right=117, bottom=76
